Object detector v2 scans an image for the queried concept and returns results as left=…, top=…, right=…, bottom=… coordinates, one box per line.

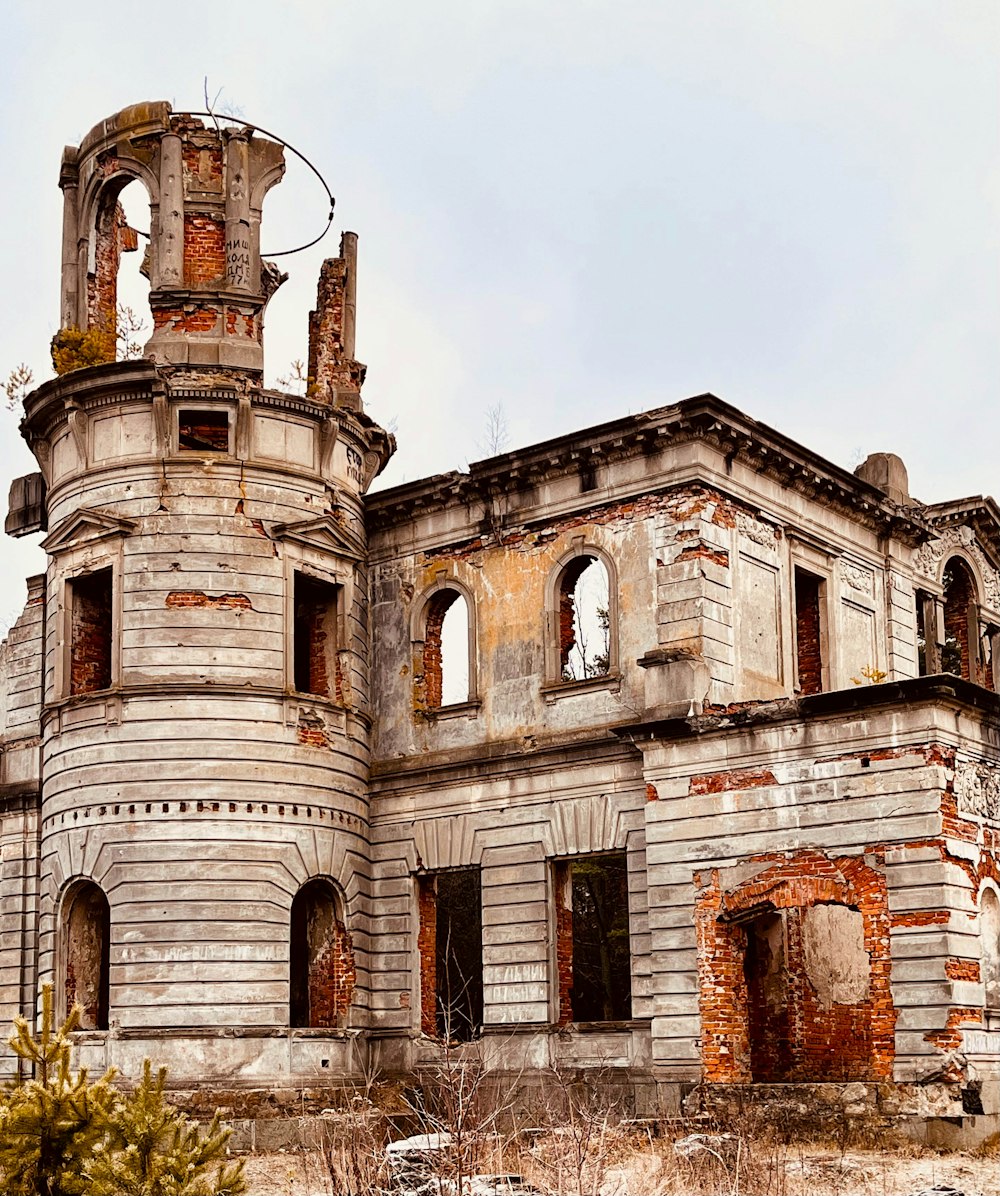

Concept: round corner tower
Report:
left=20, top=101, right=394, bottom=1089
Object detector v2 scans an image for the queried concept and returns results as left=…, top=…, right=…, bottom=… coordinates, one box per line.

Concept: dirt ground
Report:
left=240, top=1143, right=1000, bottom=1196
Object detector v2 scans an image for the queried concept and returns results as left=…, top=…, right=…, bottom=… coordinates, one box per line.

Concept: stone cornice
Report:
left=366, top=393, right=932, bottom=545
left=924, top=496, right=1000, bottom=570
left=19, top=360, right=394, bottom=481
left=614, top=674, right=1000, bottom=745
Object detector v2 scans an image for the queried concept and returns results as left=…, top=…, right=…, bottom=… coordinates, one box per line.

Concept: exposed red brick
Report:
left=890, top=909, right=950, bottom=928
left=645, top=782, right=659, bottom=802
left=924, top=1007, right=983, bottom=1079
left=690, top=767, right=778, bottom=797
left=417, top=589, right=460, bottom=710
left=165, top=591, right=252, bottom=610
left=290, top=881, right=355, bottom=1027
left=676, top=544, right=730, bottom=567
left=945, top=958, right=981, bottom=982
left=417, top=877, right=437, bottom=1037
left=794, top=569, right=823, bottom=695
left=943, top=559, right=976, bottom=683
left=70, top=569, right=113, bottom=695
left=555, top=863, right=573, bottom=1025
left=85, top=186, right=138, bottom=346
left=695, top=851, right=895, bottom=1084
left=183, top=214, right=226, bottom=287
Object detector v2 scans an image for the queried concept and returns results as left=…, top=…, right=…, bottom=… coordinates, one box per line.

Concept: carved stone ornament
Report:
left=842, top=561, right=875, bottom=597
left=736, top=512, right=776, bottom=547
left=954, top=760, right=1000, bottom=821
left=913, top=525, right=1000, bottom=610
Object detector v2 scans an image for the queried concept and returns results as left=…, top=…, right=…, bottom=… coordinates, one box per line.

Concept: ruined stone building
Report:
left=0, top=102, right=998, bottom=1136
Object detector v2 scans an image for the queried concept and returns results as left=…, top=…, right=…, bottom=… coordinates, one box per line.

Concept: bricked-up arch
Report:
left=694, top=852, right=895, bottom=1083
left=412, top=581, right=476, bottom=711
left=545, top=545, right=617, bottom=684
left=62, top=881, right=110, bottom=1030
left=942, top=557, right=986, bottom=686
left=289, top=879, right=356, bottom=1028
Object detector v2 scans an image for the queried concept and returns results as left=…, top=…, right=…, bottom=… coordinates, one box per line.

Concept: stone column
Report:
left=157, top=133, right=184, bottom=288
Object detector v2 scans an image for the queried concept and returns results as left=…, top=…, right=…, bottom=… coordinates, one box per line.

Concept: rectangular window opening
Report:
left=178, top=409, right=230, bottom=452
left=419, top=868, right=483, bottom=1042
left=556, top=852, right=631, bottom=1023
left=794, top=568, right=824, bottom=696
left=69, top=568, right=113, bottom=696
left=915, top=588, right=929, bottom=676
left=293, top=572, right=340, bottom=698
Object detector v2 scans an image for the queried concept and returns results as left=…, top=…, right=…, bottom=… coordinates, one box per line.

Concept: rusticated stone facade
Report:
left=0, top=101, right=999, bottom=1141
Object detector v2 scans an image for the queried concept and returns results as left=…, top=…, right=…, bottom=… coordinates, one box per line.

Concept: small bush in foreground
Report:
left=0, top=985, right=244, bottom=1196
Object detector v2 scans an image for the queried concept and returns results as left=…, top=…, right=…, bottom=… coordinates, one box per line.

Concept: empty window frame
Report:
left=417, top=867, right=483, bottom=1041
left=942, top=558, right=981, bottom=682
left=915, top=587, right=933, bottom=676
left=555, top=853, right=631, bottom=1023
left=69, top=567, right=113, bottom=695
left=289, top=878, right=355, bottom=1028
left=178, top=409, right=230, bottom=452
left=293, top=572, right=340, bottom=698
left=63, top=881, right=110, bottom=1030
left=418, top=587, right=472, bottom=709
left=556, top=555, right=611, bottom=682
left=793, top=567, right=824, bottom=695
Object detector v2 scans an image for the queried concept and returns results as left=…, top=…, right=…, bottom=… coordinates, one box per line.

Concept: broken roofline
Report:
left=614, top=671, right=1000, bottom=745
left=365, top=392, right=932, bottom=543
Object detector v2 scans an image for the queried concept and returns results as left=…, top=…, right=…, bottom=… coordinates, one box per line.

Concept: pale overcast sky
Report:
left=1, top=1, right=997, bottom=626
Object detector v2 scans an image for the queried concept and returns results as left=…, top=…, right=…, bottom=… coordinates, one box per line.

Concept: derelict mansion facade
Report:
left=0, top=102, right=998, bottom=1125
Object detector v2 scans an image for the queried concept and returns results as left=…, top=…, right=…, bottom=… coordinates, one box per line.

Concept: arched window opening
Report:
left=942, top=558, right=979, bottom=682
left=63, top=882, right=110, bottom=1030
left=423, top=589, right=470, bottom=708
left=113, top=179, right=151, bottom=357
left=80, top=179, right=149, bottom=367
left=559, top=556, right=610, bottom=682
left=290, top=879, right=355, bottom=1028
left=982, top=888, right=1000, bottom=1012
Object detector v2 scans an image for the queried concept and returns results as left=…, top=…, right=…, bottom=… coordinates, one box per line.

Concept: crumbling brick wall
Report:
left=290, top=881, right=355, bottom=1028
left=417, top=877, right=438, bottom=1037
left=794, top=570, right=823, bottom=694
left=943, top=559, right=976, bottom=682
left=86, top=185, right=139, bottom=349
left=695, top=850, right=895, bottom=1083
left=416, top=589, right=460, bottom=710
left=70, top=570, right=112, bottom=695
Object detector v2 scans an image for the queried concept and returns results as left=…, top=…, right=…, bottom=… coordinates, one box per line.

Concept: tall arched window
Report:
left=981, top=886, right=1000, bottom=1012
left=413, top=583, right=476, bottom=711
left=547, top=549, right=616, bottom=683
left=63, top=881, right=110, bottom=1030
left=942, top=557, right=980, bottom=682
left=290, top=879, right=355, bottom=1028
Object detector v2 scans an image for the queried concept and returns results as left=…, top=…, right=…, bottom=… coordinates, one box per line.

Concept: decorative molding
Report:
left=842, top=561, right=875, bottom=597
left=913, top=525, right=1000, bottom=610
left=736, top=512, right=777, bottom=548
left=270, top=513, right=364, bottom=562
left=41, top=506, right=137, bottom=554
left=954, top=760, right=1000, bottom=821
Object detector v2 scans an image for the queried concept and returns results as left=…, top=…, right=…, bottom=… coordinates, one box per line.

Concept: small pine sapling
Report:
left=83, top=1058, right=246, bottom=1196
left=0, top=985, right=119, bottom=1196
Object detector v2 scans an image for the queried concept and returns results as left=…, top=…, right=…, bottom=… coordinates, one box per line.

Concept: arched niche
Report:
left=289, top=877, right=355, bottom=1028
left=62, top=879, right=110, bottom=1030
